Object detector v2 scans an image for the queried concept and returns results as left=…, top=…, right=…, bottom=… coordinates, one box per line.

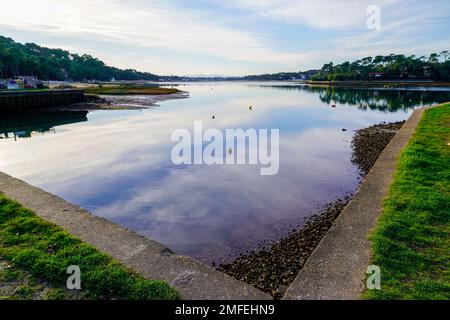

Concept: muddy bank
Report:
left=56, top=91, right=189, bottom=111
left=98, top=92, right=189, bottom=108
left=218, top=121, right=406, bottom=299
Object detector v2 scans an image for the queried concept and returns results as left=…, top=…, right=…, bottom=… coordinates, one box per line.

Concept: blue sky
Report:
left=1, top=0, right=449, bottom=76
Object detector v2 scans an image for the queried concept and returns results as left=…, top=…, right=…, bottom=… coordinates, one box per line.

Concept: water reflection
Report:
left=312, top=87, right=449, bottom=111
left=0, top=83, right=449, bottom=265
left=0, top=111, right=88, bottom=140
left=257, top=84, right=450, bottom=111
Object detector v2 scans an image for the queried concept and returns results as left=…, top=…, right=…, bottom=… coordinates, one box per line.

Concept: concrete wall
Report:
left=0, top=90, right=85, bottom=111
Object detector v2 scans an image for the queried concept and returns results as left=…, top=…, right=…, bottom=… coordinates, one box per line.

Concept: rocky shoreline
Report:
left=218, top=121, right=406, bottom=299
left=351, top=121, right=405, bottom=176
left=218, top=196, right=352, bottom=299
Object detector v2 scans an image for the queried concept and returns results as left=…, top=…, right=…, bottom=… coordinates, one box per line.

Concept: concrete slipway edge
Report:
left=0, top=172, right=270, bottom=300
left=283, top=105, right=439, bottom=300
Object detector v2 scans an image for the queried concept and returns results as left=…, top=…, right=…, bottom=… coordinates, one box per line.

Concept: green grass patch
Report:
left=364, top=103, right=450, bottom=300
left=0, top=195, right=179, bottom=300
left=85, top=85, right=179, bottom=95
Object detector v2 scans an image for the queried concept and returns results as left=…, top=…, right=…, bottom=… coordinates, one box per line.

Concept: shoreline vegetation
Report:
left=83, top=85, right=180, bottom=96
left=364, top=104, right=450, bottom=300
left=81, top=85, right=186, bottom=110
left=218, top=121, right=406, bottom=299
left=303, top=80, right=450, bottom=88
left=0, top=36, right=161, bottom=82
left=0, top=194, right=179, bottom=300
left=309, top=53, right=450, bottom=82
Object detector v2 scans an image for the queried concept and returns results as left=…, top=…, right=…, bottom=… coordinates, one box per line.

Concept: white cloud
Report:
left=226, top=0, right=401, bottom=29
left=0, top=0, right=448, bottom=74
left=0, top=0, right=306, bottom=66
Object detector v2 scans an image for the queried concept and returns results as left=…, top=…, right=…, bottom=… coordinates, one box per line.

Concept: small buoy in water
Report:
left=212, top=115, right=215, bottom=119
left=342, top=128, right=347, bottom=132
left=249, top=105, right=253, bottom=110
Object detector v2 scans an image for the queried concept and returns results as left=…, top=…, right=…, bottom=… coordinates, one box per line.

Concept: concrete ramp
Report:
left=0, top=172, right=269, bottom=300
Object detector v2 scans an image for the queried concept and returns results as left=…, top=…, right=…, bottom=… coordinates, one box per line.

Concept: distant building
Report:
left=7, top=80, right=21, bottom=90
left=369, top=72, right=384, bottom=79
left=21, top=76, right=38, bottom=88
left=3, top=76, right=40, bottom=90
left=400, top=72, right=414, bottom=79
left=423, top=66, right=432, bottom=78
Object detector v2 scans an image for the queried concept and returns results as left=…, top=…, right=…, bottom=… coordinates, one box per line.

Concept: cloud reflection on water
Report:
left=1, top=83, right=447, bottom=264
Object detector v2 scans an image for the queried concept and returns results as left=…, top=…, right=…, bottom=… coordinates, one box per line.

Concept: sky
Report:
left=0, top=0, right=449, bottom=76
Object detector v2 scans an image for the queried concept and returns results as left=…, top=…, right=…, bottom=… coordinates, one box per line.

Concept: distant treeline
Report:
left=0, top=36, right=159, bottom=81
left=242, top=70, right=319, bottom=81
left=311, top=53, right=450, bottom=81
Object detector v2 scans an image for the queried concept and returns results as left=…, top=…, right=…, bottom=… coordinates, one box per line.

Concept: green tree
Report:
left=0, top=35, right=159, bottom=81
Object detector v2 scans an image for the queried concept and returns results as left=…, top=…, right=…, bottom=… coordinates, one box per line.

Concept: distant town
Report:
left=0, top=76, right=47, bottom=90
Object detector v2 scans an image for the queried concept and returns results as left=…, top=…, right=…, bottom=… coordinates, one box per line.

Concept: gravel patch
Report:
left=351, top=121, right=405, bottom=176
left=218, top=196, right=351, bottom=299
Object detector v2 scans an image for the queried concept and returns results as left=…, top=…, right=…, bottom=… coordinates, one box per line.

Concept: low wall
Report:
left=0, top=90, right=85, bottom=111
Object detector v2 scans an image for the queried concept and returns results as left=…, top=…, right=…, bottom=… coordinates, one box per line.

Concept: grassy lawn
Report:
left=364, top=103, right=450, bottom=300
left=84, top=85, right=180, bottom=95
left=0, top=194, right=179, bottom=300
left=0, top=258, right=85, bottom=300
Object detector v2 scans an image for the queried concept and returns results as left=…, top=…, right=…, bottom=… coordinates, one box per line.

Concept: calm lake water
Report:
left=1, top=83, right=449, bottom=265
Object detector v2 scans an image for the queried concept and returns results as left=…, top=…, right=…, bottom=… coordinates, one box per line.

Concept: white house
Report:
left=21, top=76, right=38, bottom=88
left=7, top=80, right=20, bottom=90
